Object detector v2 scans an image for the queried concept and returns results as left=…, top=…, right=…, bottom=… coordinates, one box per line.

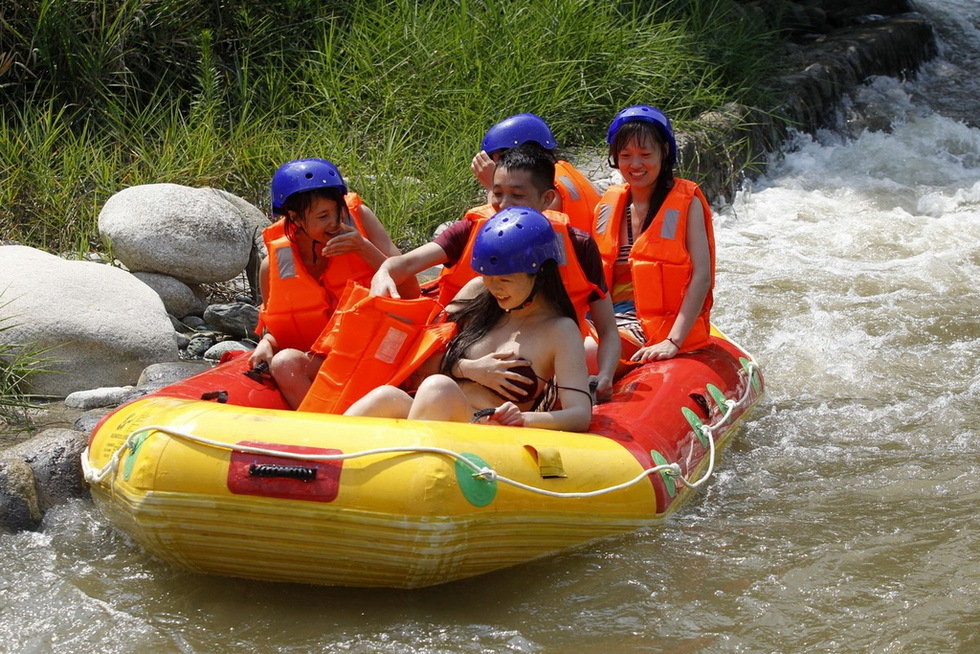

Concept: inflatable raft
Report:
left=83, top=327, right=763, bottom=588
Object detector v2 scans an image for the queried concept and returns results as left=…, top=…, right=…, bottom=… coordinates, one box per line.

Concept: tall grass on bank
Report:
left=1, top=0, right=778, bottom=254
left=0, top=299, right=51, bottom=431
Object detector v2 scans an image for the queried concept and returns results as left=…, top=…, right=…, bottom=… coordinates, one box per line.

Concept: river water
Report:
left=2, top=2, right=978, bottom=652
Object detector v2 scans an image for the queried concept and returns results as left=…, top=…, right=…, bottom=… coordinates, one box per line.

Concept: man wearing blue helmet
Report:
left=346, top=207, right=593, bottom=432
left=371, top=144, right=620, bottom=401
left=472, top=113, right=601, bottom=232
left=593, top=105, right=715, bottom=363
left=250, top=158, right=416, bottom=407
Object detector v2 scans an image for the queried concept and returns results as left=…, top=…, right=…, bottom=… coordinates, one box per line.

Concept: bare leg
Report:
left=270, top=349, right=322, bottom=409
left=344, top=385, right=414, bottom=418
left=408, top=375, right=473, bottom=422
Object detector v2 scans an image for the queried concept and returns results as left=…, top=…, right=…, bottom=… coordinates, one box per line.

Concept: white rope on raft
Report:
left=82, top=359, right=760, bottom=499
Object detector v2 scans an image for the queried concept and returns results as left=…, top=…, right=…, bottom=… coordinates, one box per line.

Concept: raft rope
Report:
left=82, top=359, right=760, bottom=499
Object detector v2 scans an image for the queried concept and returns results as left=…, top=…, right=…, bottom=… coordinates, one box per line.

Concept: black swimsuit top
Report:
left=491, top=364, right=544, bottom=405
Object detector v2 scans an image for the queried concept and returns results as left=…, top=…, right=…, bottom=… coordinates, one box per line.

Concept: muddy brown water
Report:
left=1, top=2, right=977, bottom=652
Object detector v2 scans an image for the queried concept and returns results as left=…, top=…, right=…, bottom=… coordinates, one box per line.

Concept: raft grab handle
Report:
left=248, top=462, right=318, bottom=482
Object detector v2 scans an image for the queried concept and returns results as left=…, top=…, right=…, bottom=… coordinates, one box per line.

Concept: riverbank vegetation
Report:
left=0, top=301, right=50, bottom=429
left=1, top=0, right=780, bottom=254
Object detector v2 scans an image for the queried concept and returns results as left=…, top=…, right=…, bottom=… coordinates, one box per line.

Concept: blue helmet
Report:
left=270, top=158, right=347, bottom=214
left=471, top=207, right=564, bottom=275
left=481, top=113, right=558, bottom=154
left=606, top=105, right=677, bottom=167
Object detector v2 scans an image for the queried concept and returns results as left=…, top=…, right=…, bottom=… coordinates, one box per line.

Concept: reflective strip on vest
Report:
left=595, top=203, right=613, bottom=235
left=661, top=209, right=680, bottom=241
left=554, top=233, right=568, bottom=266
left=275, top=246, right=297, bottom=279
left=558, top=175, right=580, bottom=201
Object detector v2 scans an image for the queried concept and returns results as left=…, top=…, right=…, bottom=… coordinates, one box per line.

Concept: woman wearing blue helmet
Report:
left=472, top=113, right=600, bottom=232
left=593, top=105, right=715, bottom=362
left=346, top=207, right=593, bottom=431
left=251, top=158, right=417, bottom=408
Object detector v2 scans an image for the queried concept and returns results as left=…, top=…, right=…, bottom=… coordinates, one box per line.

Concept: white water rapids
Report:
left=0, top=1, right=977, bottom=652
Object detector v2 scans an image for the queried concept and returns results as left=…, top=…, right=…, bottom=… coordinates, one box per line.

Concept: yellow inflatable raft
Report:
left=83, top=329, right=763, bottom=588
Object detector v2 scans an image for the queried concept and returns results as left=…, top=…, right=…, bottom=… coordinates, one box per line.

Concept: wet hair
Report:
left=441, top=259, right=576, bottom=377
left=607, top=121, right=675, bottom=232
left=496, top=143, right=557, bottom=195
left=281, top=187, right=349, bottom=242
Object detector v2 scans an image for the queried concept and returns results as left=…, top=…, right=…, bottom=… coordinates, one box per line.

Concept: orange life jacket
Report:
left=436, top=205, right=601, bottom=333
left=256, top=193, right=376, bottom=351
left=592, top=179, right=715, bottom=352
left=297, top=282, right=456, bottom=414
left=555, top=160, right=601, bottom=233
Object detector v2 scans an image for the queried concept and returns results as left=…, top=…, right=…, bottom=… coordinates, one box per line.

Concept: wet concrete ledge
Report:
left=682, top=0, right=938, bottom=202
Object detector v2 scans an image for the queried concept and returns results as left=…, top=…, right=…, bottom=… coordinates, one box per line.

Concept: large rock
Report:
left=203, top=302, right=260, bottom=339
left=98, top=183, right=267, bottom=284
left=0, top=245, right=179, bottom=397
left=136, top=360, right=212, bottom=391
left=0, top=457, right=41, bottom=533
left=4, top=428, right=88, bottom=512
left=132, top=272, right=206, bottom=318
left=213, top=188, right=270, bottom=257
left=64, top=386, right=142, bottom=410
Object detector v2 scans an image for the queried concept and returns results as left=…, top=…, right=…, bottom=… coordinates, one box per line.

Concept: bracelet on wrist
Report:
left=666, top=336, right=680, bottom=349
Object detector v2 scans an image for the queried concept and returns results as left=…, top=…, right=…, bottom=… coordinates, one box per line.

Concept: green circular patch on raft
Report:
left=455, top=452, right=498, bottom=507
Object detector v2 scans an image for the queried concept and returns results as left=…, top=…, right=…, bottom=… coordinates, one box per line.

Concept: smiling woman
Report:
left=345, top=206, right=593, bottom=432
left=250, top=158, right=419, bottom=407
left=594, top=105, right=715, bottom=366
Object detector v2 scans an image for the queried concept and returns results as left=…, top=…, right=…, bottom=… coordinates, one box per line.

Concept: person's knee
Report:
left=345, top=385, right=410, bottom=418
left=410, top=375, right=469, bottom=421
left=269, top=348, right=308, bottom=378
left=414, top=374, right=458, bottom=400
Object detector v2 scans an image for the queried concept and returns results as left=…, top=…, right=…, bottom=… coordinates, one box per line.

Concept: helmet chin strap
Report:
left=505, top=287, right=537, bottom=313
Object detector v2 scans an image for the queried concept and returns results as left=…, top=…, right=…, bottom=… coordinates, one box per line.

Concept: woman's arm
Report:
left=358, top=204, right=402, bottom=258
left=326, top=204, right=422, bottom=299
left=250, top=257, right=275, bottom=366
left=258, top=256, right=271, bottom=306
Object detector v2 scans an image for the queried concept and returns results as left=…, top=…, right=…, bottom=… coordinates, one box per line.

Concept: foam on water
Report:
left=2, top=2, right=978, bottom=652
left=716, top=71, right=980, bottom=422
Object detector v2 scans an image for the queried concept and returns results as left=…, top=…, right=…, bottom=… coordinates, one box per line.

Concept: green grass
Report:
left=0, top=298, right=52, bottom=430
left=0, top=0, right=781, bottom=254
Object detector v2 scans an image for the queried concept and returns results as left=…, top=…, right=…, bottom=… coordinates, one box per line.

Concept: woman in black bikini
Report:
left=344, top=207, right=593, bottom=432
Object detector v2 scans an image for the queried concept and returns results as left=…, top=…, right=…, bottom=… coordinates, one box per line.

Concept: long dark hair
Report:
left=608, top=121, right=675, bottom=232
left=441, top=259, right=576, bottom=376
left=281, top=187, right=350, bottom=242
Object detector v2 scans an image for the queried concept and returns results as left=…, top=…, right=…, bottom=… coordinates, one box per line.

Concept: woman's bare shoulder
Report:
left=546, top=315, right=583, bottom=342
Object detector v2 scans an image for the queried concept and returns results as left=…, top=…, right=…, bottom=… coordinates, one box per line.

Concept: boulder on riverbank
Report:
left=4, top=428, right=88, bottom=513
left=98, top=183, right=267, bottom=285
left=0, top=245, right=180, bottom=397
